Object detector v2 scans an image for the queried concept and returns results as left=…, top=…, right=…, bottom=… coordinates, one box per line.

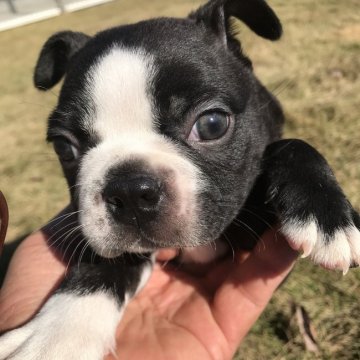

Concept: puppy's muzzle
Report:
left=103, top=174, right=162, bottom=227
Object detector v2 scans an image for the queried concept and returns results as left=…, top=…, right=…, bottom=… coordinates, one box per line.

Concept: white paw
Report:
left=282, top=218, right=360, bottom=274
left=0, top=292, right=122, bottom=360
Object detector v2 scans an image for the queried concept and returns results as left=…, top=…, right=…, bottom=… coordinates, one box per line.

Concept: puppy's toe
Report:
left=282, top=219, right=360, bottom=274
left=346, top=225, right=360, bottom=267
left=281, top=219, right=318, bottom=257
left=311, top=228, right=352, bottom=274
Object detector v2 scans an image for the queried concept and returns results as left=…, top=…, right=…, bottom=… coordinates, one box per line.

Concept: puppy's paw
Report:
left=263, top=139, right=360, bottom=274
left=0, top=292, right=122, bottom=360
left=282, top=210, right=360, bottom=274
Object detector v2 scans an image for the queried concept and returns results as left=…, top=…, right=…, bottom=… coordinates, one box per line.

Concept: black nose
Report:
left=103, top=175, right=162, bottom=225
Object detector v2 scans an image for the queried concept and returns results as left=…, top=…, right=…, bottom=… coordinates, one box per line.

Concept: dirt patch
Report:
left=339, top=24, right=360, bottom=41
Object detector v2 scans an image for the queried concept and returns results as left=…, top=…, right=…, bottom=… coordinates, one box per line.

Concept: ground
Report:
left=0, top=0, right=359, bottom=358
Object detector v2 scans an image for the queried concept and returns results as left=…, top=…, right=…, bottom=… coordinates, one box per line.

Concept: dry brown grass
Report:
left=0, top=0, right=359, bottom=358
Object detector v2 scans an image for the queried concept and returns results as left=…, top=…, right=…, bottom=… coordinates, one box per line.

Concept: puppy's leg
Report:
left=0, top=254, right=153, bottom=360
left=262, top=139, right=360, bottom=273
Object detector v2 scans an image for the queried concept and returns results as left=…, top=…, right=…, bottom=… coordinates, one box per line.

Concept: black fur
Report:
left=34, top=31, right=90, bottom=90
left=227, top=139, right=359, bottom=249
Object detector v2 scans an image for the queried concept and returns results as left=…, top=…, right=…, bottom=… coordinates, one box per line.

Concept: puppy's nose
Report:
left=103, top=175, right=162, bottom=225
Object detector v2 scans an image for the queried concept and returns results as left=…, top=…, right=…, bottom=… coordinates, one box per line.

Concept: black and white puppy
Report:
left=1, top=0, right=359, bottom=358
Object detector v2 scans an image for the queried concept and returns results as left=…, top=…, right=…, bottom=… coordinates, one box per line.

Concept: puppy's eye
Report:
left=53, top=137, right=79, bottom=162
left=188, top=112, right=230, bottom=141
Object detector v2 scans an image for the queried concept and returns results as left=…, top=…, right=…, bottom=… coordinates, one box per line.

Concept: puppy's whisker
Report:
left=241, top=207, right=274, bottom=230
left=268, top=78, right=292, bottom=97
left=62, top=233, right=83, bottom=264
left=55, top=224, right=84, bottom=260
left=77, top=239, right=87, bottom=265
left=99, top=238, right=115, bottom=266
left=46, top=220, right=80, bottom=247
left=48, top=210, right=83, bottom=230
left=77, top=239, right=91, bottom=270
left=66, top=237, right=87, bottom=273
left=61, top=224, right=84, bottom=250
left=232, top=218, right=261, bottom=242
left=68, top=182, right=88, bottom=191
left=211, top=239, right=217, bottom=252
left=251, top=80, right=292, bottom=113
left=160, top=258, right=172, bottom=268
left=35, top=86, right=59, bottom=99
left=23, top=211, right=80, bottom=241
left=51, top=229, right=82, bottom=254
left=223, top=232, right=235, bottom=263
left=17, top=100, right=54, bottom=110
left=90, top=246, right=97, bottom=265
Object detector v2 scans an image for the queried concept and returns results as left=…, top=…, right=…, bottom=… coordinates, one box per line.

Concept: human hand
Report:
left=0, top=207, right=297, bottom=360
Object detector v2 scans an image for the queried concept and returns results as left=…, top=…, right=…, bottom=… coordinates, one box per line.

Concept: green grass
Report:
left=0, top=0, right=359, bottom=358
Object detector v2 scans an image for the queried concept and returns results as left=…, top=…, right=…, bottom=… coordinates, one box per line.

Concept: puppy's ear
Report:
left=190, top=0, right=282, bottom=42
left=34, top=31, right=90, bottom=91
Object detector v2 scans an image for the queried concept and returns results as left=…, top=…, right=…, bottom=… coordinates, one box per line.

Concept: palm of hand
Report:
left=110, top=230, right=297, bottom=360
left=111, top=264, right=231, bottom=360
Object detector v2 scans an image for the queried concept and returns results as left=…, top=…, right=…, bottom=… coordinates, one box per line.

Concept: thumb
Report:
left=212, top=229, right=298, bottom=350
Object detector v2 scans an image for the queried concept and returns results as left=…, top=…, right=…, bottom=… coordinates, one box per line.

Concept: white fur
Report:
left=282, top=219, right=360, bottom=274
left=136, top=261, right=153, bottom=294
left=281, top=219, right=318, bottom=257
left=0, top=259, right=155, bottom=360
left=346, top=226, right=360, bottom=265
left=0, top=292, right=122, bottom=360
left=89, top=48, right=155, bottom=139
left=78, top=47, right=205, bottom=256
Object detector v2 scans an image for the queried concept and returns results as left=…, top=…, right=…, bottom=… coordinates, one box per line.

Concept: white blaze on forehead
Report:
left=89, top=47, right=155, bottom=139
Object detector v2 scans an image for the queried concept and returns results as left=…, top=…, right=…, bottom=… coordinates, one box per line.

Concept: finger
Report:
left=0, top=205, right=91, bottom=331
left=0, top=231, right=66, bottom=331
left=156, top=249, right=179, bottom=262
left=211, top=229, right=297, bottom=350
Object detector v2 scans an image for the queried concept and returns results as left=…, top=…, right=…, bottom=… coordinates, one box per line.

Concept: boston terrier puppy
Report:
left=1, top=0, right=359, bottom=358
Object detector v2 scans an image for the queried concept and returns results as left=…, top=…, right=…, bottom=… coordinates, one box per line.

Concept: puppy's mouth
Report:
left=87, top=218, right=194, bottom=258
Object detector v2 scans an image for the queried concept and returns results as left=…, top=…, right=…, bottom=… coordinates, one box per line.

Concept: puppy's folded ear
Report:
left=190, top=0, right=282, bottom=42
left=34, top=31, right=90, bottom=91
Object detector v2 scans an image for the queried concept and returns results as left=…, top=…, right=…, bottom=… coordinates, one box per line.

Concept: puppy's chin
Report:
left=88, top=238, right=154, bottom=258
left=86, top=227, right=204, bottom=258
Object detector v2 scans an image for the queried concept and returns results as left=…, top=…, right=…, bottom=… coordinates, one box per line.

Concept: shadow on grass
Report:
left=0, top=235, right=28, bottom=287
left=268, top=311, right=290, bottom=342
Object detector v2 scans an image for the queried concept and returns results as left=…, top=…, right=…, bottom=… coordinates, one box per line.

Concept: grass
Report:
left=0, top=0, right=359, bottom=358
